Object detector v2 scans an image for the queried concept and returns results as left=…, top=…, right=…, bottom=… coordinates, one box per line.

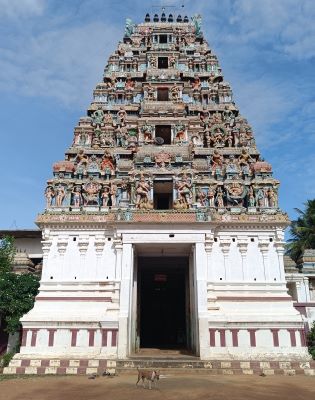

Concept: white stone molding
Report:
left=237, top=237, right=248, bottom=280
left=219, top=238, right=231, bottom=280
left=94, top=234, right=106, bottom=258
left=78, top=236, right=89, bottom=256
left=41, top=240, right=52, bottom=261
left=42, top=228, right=51, bottom=241
left=57, top=237, right=68, bottom=256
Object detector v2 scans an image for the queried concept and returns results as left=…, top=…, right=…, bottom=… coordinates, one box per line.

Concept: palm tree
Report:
left=286, top=199, right=315, bottom=262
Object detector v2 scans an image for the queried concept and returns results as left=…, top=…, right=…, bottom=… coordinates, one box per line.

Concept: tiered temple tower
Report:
left=8, top=13, right=309, bottom=369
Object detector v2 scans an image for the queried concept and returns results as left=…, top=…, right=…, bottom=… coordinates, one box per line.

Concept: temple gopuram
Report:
left=5, top=12, right=312, bottom=376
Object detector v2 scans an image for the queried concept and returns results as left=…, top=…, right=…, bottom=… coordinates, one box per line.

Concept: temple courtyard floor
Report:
left=0, top=374, right=315, bottom=400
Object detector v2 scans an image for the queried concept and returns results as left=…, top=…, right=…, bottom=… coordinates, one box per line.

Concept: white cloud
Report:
left=0, top=21, right=121, bottom=106
left=227, top=0, right=315, bottom=60
left=0, top=0, right=45, bottom=18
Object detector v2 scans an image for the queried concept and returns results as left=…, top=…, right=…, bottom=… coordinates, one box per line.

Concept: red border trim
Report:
left=36, top=297, right=112, bottom=302
left=217, top=297, right=290, bottom=301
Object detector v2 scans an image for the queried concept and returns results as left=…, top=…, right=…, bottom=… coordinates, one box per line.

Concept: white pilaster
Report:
left=237, top=237, right=248, bottom=280
left=41, top=239, right=52, bottom=280
left=220, top=239, right=231, bottom=280
left=78, top=235, right=89, bottom=279
left=57, top=236, right=68, bottom=280
left=114, top=235, right=123, bottom=280
left=274, top=240, right=286, bottom=282
left=258, top=238, right=270, bottom=280
left=94, top=234, right=106, bottom=279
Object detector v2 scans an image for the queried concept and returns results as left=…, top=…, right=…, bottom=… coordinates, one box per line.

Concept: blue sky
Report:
left=0, top=0, right=314, bottom=229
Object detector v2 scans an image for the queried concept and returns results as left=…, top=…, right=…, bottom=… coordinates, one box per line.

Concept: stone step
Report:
left=3, top=357, right=315, bottom=376
left=116, top=359, right=315, bottom=370
left=117, top=367, right=315, bottom=376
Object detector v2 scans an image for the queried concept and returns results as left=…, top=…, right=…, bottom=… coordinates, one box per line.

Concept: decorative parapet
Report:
left=36, top=209, right=289, bottom=226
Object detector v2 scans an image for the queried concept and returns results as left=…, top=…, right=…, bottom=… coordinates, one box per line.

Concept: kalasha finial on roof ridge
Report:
left=143, top=6, right=190, bottom=24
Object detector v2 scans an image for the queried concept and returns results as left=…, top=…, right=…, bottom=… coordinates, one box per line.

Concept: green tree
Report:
left=308, top=322, right=315, bottom=360
left=0, top=236, right=40, bottom=334
left=286, top=199, right=315, bottom=262
left=0, top=236, right=15, bottom=274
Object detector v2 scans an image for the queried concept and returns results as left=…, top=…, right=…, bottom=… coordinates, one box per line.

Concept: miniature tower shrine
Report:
left=11, top=12, right=309, bottom=366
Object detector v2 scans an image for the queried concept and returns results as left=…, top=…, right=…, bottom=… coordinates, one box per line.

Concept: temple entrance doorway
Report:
left=137, top=256, right=191, bottom=352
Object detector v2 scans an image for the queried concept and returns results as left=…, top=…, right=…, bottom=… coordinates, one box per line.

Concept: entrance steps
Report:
left=3, top=356, right=315, bottom=376
left=116, top=358, right=315, bottom=376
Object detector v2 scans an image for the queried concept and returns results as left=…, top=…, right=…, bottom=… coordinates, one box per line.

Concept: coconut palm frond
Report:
left=287, top=199, right=315, bottom=262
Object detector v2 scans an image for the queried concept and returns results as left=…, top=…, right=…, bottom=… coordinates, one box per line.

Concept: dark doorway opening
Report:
left=157, top=88, right=169, bottom=101
left=138, top=257, right=189, bottom=349
left=155, top=125, right=171, bottom=144
left=159, top=35, right=168, bottom=43
left=155, top=193, right=171, bottom=209
left=153, top=181, right=173, bottom=210
left=158, top=57, right=168, bottom=69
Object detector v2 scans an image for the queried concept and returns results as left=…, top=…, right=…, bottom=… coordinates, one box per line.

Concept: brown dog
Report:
left=136, top=367, right=160, bottom=389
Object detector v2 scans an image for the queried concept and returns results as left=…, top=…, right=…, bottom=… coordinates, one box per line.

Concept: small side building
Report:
left=285, top=251, right=315, bottom=329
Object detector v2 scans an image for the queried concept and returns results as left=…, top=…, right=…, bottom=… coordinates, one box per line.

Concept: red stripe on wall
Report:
left=48, top=329, right=57, bottom=347
left=111, top=329, right=118, bottom=347
left=248, top=329, right=257, bottom=347
left=36, top=297, right=112, bottom=302
left=219, top=329, right=226, bottom=347
left=287, top=329, right=297, bottom=347
left=21, top=329, right=29, bottom=347
left=88, top=329, right=96, bottom=347
left=230, top=329, right=239, bottom=347
left=270, top=329, right=279, bottom=347
left=209, top=329, right=216, bottom=347
left=30, top=329, right=39, bottom=347
left=70, top=329, right=79, bottom=347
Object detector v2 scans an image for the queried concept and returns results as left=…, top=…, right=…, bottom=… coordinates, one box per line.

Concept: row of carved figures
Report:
left=73, top=120, right=254, bottom=151
left=97, top=77, right=227, bottom=100
left=80, top=107, right=250, bottom=132
left=67, top=148, right=258, bottom=175
left=45, top=177, right=277, bottom=210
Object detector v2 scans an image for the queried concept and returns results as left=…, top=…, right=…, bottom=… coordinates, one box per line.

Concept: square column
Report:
left=117, top=243, right=133, bottom=358
left=194, top=242, right=209, bottom=359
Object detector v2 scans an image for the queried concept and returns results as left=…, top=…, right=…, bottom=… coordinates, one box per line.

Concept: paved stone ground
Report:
left=0, top=374, right=315, bottom=400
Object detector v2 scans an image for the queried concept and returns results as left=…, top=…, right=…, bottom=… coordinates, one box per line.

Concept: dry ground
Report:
left=0, top=374, right=315, bottom=400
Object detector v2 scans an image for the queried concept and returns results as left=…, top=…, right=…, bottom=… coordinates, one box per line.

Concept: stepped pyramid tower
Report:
left=7, top=12, right=309, bottom=373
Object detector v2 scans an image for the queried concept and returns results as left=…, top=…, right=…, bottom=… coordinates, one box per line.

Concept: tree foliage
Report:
left=0, top=236, right=40, bottom=334
left=308, top=322, right=315, bottom=360
left=0, top=236, right=15, bottom=274
left=286, top=199, right=315, bottom=262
